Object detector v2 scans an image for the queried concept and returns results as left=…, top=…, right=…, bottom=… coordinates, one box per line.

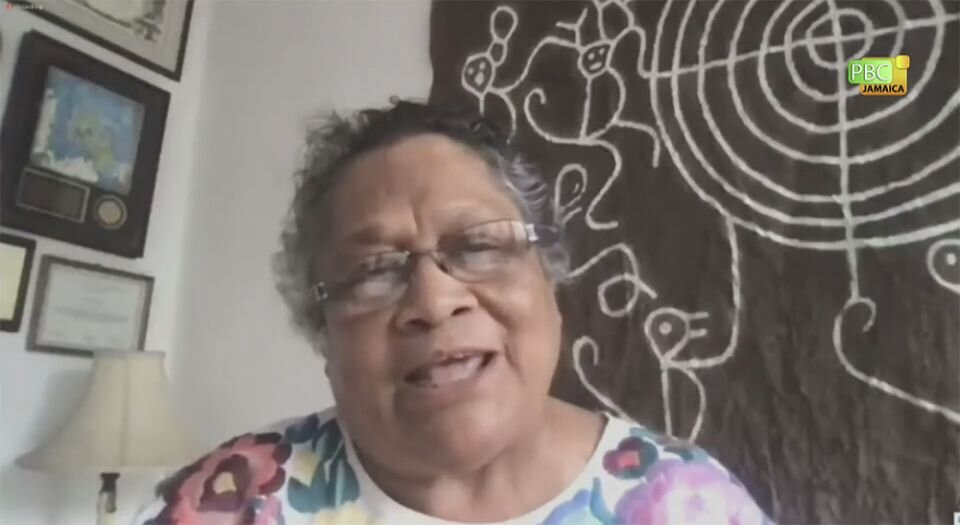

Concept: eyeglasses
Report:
left=313, top=219, right=558, bottom=313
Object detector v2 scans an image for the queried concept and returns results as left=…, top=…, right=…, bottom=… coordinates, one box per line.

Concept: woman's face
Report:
left=318, top=134, right=563, bottom=474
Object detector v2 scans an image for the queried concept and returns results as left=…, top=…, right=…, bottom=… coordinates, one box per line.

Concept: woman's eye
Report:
left=451, top=232, right=503, bottom=251
left=460, top=240, right=499, bottom=252
left=353, top=259, right=396, bottom=278
left=341, top=259, right=402, bottom=299
left=361, top=263, right=394, bottom=275
left=351, top=274, right=397, bottom=298
left=339, top=254, right=393, bottom=281
left=455, top=243, right=511, bottom=271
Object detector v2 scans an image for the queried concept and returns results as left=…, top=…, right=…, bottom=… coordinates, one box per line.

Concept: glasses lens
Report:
left=330, top=252, right=408, bottom=308
left=442, top=220, right=529, bottom=280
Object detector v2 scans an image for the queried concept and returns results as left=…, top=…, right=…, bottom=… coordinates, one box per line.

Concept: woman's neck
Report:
left=358, top=399, right=605, bottom=523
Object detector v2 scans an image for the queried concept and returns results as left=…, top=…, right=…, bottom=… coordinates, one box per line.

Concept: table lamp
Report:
left=18, top=351, right=201, bottom=525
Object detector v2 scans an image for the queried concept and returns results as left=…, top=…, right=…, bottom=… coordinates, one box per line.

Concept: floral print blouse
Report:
left=135, top=409, right=771, bottom=525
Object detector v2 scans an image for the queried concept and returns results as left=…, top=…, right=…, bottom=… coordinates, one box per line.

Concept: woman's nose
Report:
left=392, top=255, right=477, bottom=332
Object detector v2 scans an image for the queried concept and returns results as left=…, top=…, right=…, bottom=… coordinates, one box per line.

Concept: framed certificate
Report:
left=27, top=255, right=153, bottom=357
left=0, top=232, right=37, bottom=332
left=21, top=0, right=194, bottom=81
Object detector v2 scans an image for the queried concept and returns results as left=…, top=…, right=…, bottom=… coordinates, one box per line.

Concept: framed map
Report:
left=0, top=32, right=169, bottom=258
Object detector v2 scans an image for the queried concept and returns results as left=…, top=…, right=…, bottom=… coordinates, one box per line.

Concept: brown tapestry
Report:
left=428, top=1, right=960, bottom=523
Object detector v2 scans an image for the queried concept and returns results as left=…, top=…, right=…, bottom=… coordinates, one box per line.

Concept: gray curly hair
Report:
left=273, top=99, right=570, bottom=340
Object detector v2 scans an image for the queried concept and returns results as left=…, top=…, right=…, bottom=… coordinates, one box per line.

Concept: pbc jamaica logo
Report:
left=847, top=55, right=910, bottom=96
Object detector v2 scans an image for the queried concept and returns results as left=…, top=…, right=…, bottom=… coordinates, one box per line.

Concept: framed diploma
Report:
left=20, top=0, right=194, bottom=81
left=27, top=255, right=153, bottom=357
left=0, top=32, right=170, bottom=258
left=0, top=232, right=37, bottom=332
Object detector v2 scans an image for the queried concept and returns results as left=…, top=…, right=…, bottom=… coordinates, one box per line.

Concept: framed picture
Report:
left=19, top=0, right=194, bottom=81
left=27, top=255, right=153, bottom=358
left=0, top=232, right=37, bottom=333
left=0, top=31, right=169, bottom=258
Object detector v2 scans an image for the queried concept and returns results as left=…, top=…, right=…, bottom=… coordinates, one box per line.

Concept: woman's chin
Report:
left=407, top=403, right=516, bottom=469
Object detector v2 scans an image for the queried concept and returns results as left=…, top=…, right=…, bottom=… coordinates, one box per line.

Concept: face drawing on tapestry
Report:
left=30, top=67, right=145, bottom=195
left=311, top=134, right=566, bottom=469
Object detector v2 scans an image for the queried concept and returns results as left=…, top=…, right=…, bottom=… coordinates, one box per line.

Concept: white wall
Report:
left=0, top=2, right=213, bottom=524
left=172, top=0, right=433, bottom=448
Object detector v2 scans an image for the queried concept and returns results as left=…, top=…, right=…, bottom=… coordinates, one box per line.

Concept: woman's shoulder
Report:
left=576, top=414, right=772, bottom=525
left=136, top=409, right=354, bottom=524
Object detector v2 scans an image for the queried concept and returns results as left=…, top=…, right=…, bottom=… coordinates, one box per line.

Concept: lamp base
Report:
left=96, top=472, right=119, bottom=525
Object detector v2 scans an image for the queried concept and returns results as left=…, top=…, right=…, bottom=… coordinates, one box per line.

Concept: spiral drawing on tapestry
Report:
left=436, top=0, right=960, bottom=438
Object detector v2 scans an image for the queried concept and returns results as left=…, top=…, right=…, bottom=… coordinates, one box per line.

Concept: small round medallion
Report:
left=94, top=196, right=127, bottom=229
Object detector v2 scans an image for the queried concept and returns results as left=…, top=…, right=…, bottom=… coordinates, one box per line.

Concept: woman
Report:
left=136, top=101, right=770, bottom=525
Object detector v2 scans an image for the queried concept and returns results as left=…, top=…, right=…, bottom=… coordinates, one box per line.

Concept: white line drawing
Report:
left=462, top=1, right=664, bottom=230
left=832, top=297, right=960, bottom=424
left=642, top=219, right=742, bottom=441
left=572, top=336, right=637, bottom=424
left=454, top=0, right=960, bottom=434
left=649, top=0, right=960, bottom=427
left=565, top=242, right=658, bottom=317
left=928, top=238, right=960, bottom=295
left=554, top=163, right=588, bottom=226
left=644, top=306, right=710, bottom=438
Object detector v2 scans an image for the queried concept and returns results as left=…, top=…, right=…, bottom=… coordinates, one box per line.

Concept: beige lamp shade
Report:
left=18, top=351, right=201, bottom=473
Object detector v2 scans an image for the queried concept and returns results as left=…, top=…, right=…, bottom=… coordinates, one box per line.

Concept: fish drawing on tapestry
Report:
left=30, top=67, right=145, bottom=196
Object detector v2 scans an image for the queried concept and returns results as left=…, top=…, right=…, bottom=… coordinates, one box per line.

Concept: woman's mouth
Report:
left=405, top=351, right=496, bottom=388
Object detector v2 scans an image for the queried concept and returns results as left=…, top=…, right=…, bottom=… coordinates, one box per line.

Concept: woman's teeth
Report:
left=411, top=354, right=487, bottom=388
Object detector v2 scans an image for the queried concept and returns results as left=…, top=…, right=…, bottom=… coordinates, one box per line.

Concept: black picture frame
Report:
left=0, top=31, right=170, bottom=259
left=17, top=0, right=194, bottom=81
left=0, top=232, right=37, bottom=333
left=27, top=255, right=153, bottom=358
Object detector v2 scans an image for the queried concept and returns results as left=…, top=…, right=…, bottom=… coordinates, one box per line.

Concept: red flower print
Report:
left=603, top=436, right=660, bottom=479
left=147, top=432, right=292, bottom=525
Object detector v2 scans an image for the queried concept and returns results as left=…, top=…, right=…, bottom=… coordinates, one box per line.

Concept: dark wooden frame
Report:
left=0, top=31, right=170, bottom=258
left=27, top=255, right=153, bottom=358
left=16, top=0, right=194, bottom=81
left=0, top=232, right=37, bottom=333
